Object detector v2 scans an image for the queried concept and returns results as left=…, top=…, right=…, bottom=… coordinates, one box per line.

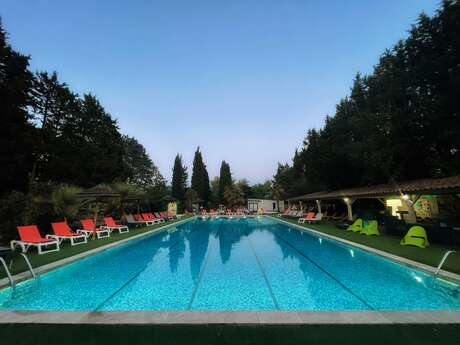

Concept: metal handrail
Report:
left=19, top=253, right=36, bottom=279
left=0, top=257, right=15, bottom=288
left=434, top=250, right=457, bottom=277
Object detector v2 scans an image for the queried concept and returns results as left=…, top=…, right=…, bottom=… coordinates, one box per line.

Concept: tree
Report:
left=191, top=147, right=210, bottom=205
left=171, top=154, right=188, bottom=203
left=251, top=180, right=272, bottom=199
left=271, top=183, right=286, bottom=212
left=0, top=20, right=35, bottom=196
left=51, top=185, right=82, bottom=222
left=284, top=0, right=460, bottom=194
left=218, top=161, right=232, bottom=203
left=112, top=182, right=141, bottom=218
left=235, top=179, right=253, bottom=201
left=210, top=176, right=220, bottom=207
left=122, top=135, right=165, bottom=190
left=223, top=185, right=245, bottom=208
left=184, top=188, right=199, bottom=212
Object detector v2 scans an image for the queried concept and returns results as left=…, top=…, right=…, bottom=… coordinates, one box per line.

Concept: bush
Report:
left=0, top=191, right=30, bottom=243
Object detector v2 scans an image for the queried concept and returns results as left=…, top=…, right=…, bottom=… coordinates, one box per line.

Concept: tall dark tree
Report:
left=218, top=161, right=232, bottom=203
left=171, top=154, right=188, bottom=203
left=191, top=147, right=210, bottom=205
left=287, top=0, right=460, bottom=194
left=0, top=20, right=35, bottom=195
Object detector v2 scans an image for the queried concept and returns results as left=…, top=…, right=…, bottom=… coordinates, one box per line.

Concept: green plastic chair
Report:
left=347, top=218, right=363, bottom=232
left=400, top=226, right=429, bottom=248
left=360, top=220, right=379, bottom=236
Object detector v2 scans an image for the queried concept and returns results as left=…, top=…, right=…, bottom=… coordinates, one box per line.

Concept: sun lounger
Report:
left=49, top=222, right=87, bottom=245
left=126, top=214, right=149, bottom=226
left=161, top=211, right=174, bottom=221
left=11, top=225, right=60, bottom=254
left=360, top=220, right=379, bottom=236
left=400, top=226, right=429, bottom=248
left=141, top=213, right=161, bottom=225
left=103, top=217, right=129, bottom=234
left=154, top=212, right=167, bottom=222
left=146, top=213, right=164, bottom=223
left=347, top=218, right=364, bottom=232
left=278, top=209, right=290, bottom=217
left=298, top=212, right=315, bottom=223
left=79, top=219, right=110, bottom=239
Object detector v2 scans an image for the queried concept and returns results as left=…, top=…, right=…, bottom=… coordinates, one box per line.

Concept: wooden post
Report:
left=343, top=198, right=354, bottom=221
left=316, top=199, right=322, bottom=214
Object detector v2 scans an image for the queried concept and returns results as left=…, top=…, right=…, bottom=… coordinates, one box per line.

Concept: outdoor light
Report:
left=401, top=194, right=410, bottom=200
left=343, top=197, right=350, bottom=203
left=414, top=275, right=422, bottom=283
left=350, top=249, right=355, bottom=257
left=318, top=238, right=322, bottom=244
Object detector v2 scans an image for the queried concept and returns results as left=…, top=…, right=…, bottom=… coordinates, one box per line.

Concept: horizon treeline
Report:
left=273, top=0, right=460, bottom=198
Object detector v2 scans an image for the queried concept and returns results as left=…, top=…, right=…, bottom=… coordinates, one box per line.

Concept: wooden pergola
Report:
left=287, top=175, right=460, bottom=223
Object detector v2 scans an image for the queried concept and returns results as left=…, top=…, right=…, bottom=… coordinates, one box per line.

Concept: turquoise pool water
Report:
left=0, top=217, right=459, bottom=311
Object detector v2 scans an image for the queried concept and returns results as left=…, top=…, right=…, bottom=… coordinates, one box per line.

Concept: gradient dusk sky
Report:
left=1, top=1, right=439, bottom=184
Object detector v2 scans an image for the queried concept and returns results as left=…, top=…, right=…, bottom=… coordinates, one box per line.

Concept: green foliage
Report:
left=171, top=154, right=188, bottom=203
left=191, top=147, right=211, bottom=205
left=235, top=179, right=253, bottom=201
left=51, top=185, right=82, bottom=221
left=210, top=176, right=220, bottom=207
left=0, top=191, right=30, bottom=242
left=184, top=188, right=199, bottom=212
left=122, top=136, right=165, bottom=190
left=0, top=20, right=35, bottom=195
left=251, top=180, right=272, bottom=199
left=223, top=185, right=245, bottom=208
left=218, top=161, right=232, bottom=203
left=284, top=0, right=460, bottom=194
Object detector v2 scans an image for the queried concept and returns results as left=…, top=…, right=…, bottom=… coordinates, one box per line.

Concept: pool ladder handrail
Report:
left=434, top=250, right=457, bottom=277
left=0, top=253, right=36, bottom=288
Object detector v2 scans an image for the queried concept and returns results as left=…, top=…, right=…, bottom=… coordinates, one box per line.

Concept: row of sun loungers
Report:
left=10, top=212, right=180, bottom=255
left=278, top=209, right=348, bottom=222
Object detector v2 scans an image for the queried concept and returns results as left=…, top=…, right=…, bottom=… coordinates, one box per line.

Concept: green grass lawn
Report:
left=269, top=215, right=460, bottom=275
left=1, top=216, right=192, bottom=279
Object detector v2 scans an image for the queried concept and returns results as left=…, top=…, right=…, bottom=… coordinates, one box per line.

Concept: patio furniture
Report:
left=49, top=222, right=88, bottom=245
left=103, top=217, right=130, bottom=234
left=79, top=219, right=111, bottom=239
left=11, top=225, right=60, bottom=254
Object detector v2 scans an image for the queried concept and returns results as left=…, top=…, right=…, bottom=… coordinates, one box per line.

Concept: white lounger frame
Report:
left=10, top=239, right=60, bottom=255
left=105, top=225, right=129, bottom=234
left=46, top=234, right=87, bottom=246
left=77, top=228, right=110, bottom=239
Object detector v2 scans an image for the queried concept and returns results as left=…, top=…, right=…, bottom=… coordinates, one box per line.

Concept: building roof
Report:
left=287, top=175, right=460, bottom=201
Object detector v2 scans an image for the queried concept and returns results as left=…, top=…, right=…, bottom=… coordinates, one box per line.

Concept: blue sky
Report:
left=1, top=0, right=439, bottom=184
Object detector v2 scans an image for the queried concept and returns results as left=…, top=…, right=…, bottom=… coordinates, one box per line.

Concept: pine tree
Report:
left=191, top=147, right=210, bottom=205
left=171, top=154, right=188, bottom=202
left=218, top=161, right=232, bottom=204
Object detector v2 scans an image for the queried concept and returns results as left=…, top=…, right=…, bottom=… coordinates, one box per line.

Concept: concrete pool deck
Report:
left=0, top=310, right=460, bottom=325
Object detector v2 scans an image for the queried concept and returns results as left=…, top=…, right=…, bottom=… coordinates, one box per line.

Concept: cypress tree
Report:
left=191, top=147, right=210, bottom=205
left=218, top=161, right=232, bottom=203
left=171, top=154, right=188, bottom=202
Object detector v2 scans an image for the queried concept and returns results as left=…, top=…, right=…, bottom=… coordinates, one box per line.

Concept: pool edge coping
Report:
left=0, top=310, right=459, bottom=325
left=0, top=216, right=195, bottom=289
left=268, top=215, right=460, bottom=284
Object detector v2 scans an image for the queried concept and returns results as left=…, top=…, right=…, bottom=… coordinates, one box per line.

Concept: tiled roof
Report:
left=288, top=175, right=460, bottom=201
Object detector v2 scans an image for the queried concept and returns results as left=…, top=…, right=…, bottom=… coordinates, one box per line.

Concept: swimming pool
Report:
left=0, top=217, right=459, bottom=311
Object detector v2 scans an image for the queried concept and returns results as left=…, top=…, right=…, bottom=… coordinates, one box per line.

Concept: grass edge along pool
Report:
left=0, top=216, right=459, bottom=311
